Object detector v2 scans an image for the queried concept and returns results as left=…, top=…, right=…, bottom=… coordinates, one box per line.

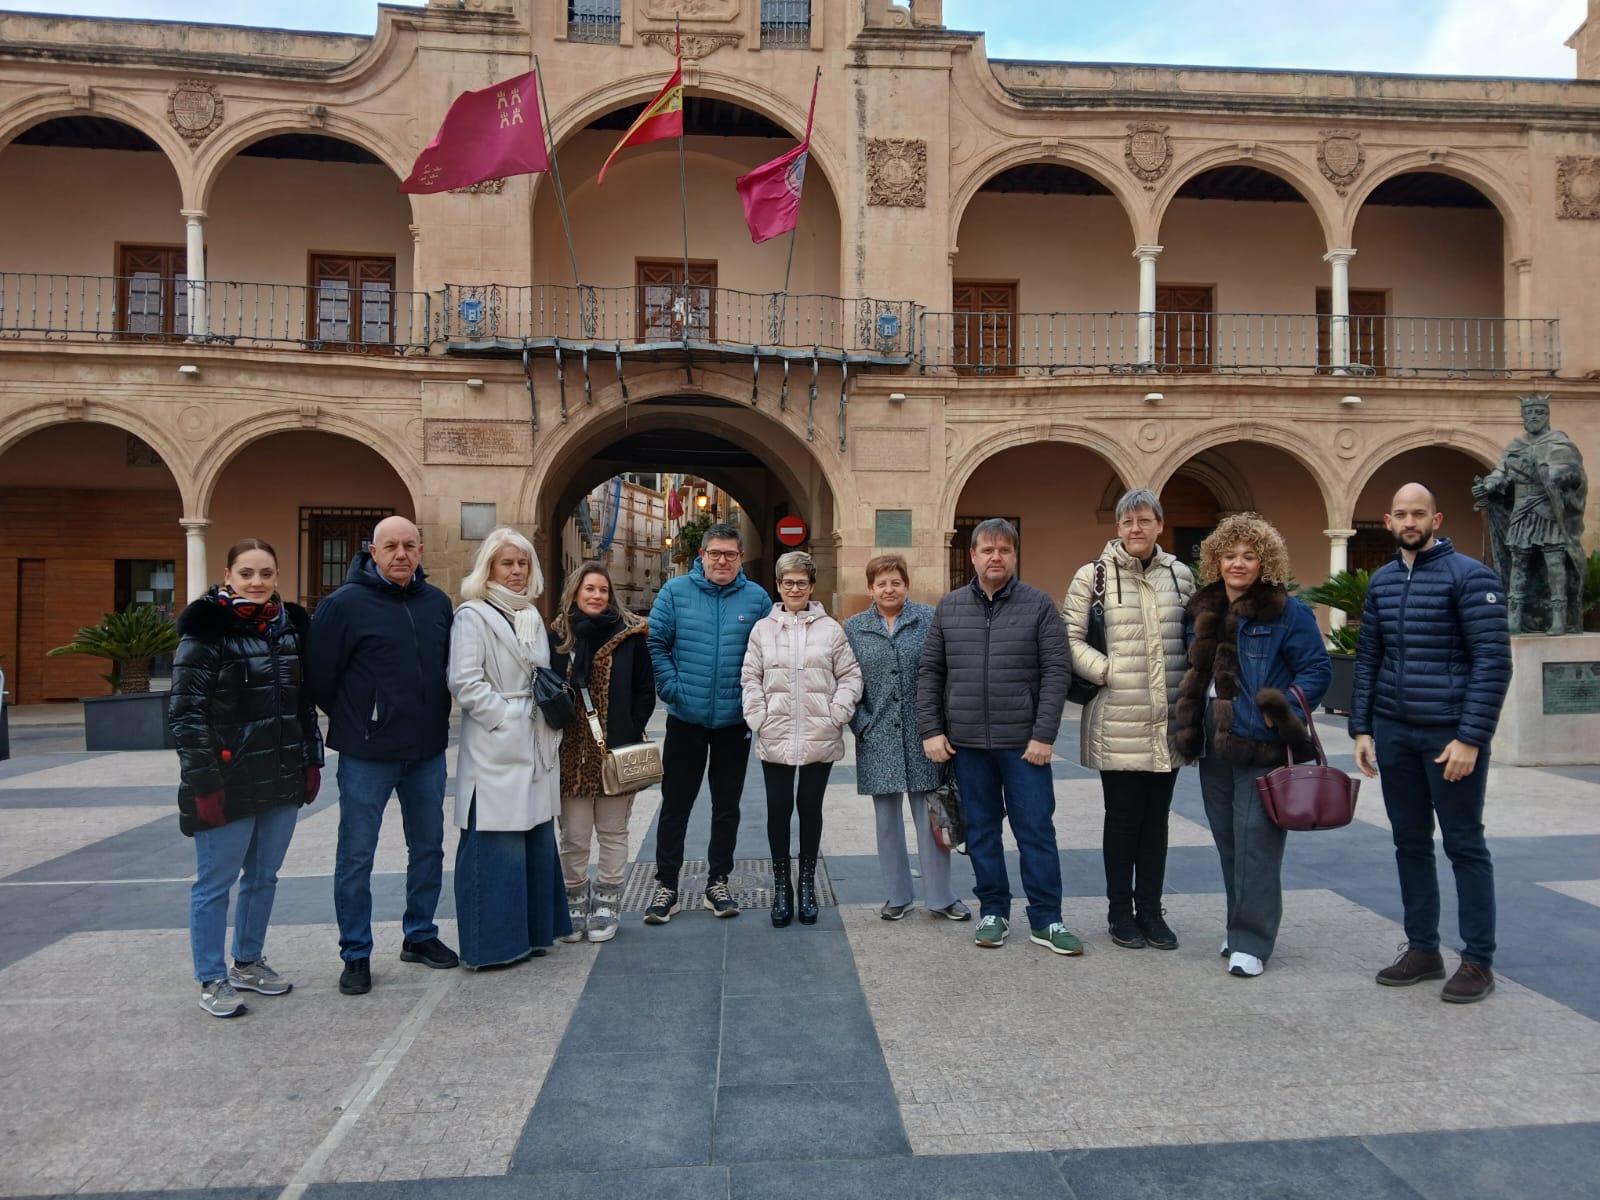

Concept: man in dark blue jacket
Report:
left=1351, top=483, right=1512, bottom=1004
left=644, top=522, right=771, bottom=924
left=308, top=516, right=457, bottom=995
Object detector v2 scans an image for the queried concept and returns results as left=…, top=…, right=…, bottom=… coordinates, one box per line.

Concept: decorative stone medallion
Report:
left=1136, top=420, right=1166, bottom=452
left=641, top=31, right=742, bottom=58
left=1124, top=122, right=1172, bottom=188
left=1317, top=129, right=1365, bottom=194
left=450, top=178, right=507, bottom=195
left=167, top=80, right=223, bottom=147
left=1557, top=157, right=1600, bottom=219
left=644, top=0, right=735, bottom=17
left=867, top=138, right=927, bottom=208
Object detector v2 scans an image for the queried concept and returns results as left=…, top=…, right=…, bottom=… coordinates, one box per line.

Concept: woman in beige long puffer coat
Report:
left=1063, top=489, right=1195, bottom=952
left=742, top=550, right=863, bottom=928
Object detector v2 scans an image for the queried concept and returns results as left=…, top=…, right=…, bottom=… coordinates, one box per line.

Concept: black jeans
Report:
left=762, top=760, right=833, bottom=862
left=1099, top=768, right=1179, bottom=921
left=654, top=716, right=752, bottom=889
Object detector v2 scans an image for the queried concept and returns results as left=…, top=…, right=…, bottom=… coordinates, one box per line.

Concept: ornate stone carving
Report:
left=450, top=178, right=507, bottom=195
left=1317, top=129, right=1365, bottom=194
left=1124, top=123, right=1171, bottom=188
left=644, top=0, right=736, bottom=17
left=1136, top=420, right=1166, bottom=452
left=867, top=139, right=927, bottom=208
left=641, top=30, right=742, bottom=58
left=167, top=80, right=223, bottom=147
left=1557, top=157, right=1600, bottom=219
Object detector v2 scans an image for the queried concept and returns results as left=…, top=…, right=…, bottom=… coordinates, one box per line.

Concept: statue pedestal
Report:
left=1495, top=633, right=1600, bottom=766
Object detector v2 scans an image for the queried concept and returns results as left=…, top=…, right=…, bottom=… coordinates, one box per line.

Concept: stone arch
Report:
left=1343, top=151, right=1527, bottom=264
left=192, top=409, right=423, bottom=516
left=192, top=110, right=414, bottom=213
left=1105, top=452, right=1252, bottom=516
left=1154, top=146, right=1339, bottom=251
left=948, top=141, right=1150, bottom=248
left=1151, top=424, right=1341, bottom=530
left=539, top=71, right=846, bottom=209
left=939, top=426, right=1142, bottom=537
left=0, top=93, right=192, bottom=181
left=1343, top=427, right=1500, bottom=529
left=0, top=404, right=198, bottom=513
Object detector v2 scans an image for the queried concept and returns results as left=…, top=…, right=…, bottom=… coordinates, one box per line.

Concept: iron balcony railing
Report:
left=918, top=310, right=1561, bottom=376
left=441, top=283, right=916, bottom=358
left=0, top=273, right=435, bottom=352
left=761, top=0, right=812, bottom=48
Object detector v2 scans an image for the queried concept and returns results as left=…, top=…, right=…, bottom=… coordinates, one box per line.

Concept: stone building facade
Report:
left=2, top=0, right=1598, bottom=701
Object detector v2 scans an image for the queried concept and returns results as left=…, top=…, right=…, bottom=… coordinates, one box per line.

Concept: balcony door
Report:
left=1155, top=285, right=1214, bottom=372
left=637, top=260, right=716, bottom=341
left=1317, top=288, right=1388, bottom=375
left=308, top=254, right=396, bottom=348
left=951, top=281, right=1017, bottom=376
left=117, top=244, right=188, bottom=340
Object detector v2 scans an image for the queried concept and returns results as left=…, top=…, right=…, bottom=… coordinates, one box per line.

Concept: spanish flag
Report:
left=598, top=53, right=684, bottom=186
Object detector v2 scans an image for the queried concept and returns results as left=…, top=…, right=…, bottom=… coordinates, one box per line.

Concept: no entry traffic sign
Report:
left=775, top=515, right=808, bottom=546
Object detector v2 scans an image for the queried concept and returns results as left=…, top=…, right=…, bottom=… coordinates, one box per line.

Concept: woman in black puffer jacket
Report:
left=169, top=538, right=323, bottom=1018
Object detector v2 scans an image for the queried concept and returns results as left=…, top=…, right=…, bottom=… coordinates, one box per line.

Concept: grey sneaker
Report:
left=588, top=886, right=621, bottom=943
left=199, top=978, right=247, bottom=1018
left=931, top=900, right=973, bottom=921
left=228, top=958, right=292, bottom=995
left=880, top=901, right=912, bottom=920
left=974, top=915, right=1009, bottom=948
left=560, top=887, right=588, bottom=943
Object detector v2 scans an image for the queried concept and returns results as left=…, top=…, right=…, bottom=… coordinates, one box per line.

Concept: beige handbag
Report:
left=581, top=686, right=663, bottom=795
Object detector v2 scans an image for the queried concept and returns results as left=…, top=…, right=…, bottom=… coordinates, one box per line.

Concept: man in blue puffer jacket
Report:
left=1351, top=483, right=1512, bottom=1005
left=643, top=522, right=772, bottom=924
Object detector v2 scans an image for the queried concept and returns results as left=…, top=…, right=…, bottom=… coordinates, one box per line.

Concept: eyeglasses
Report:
left=778, top=579, right=812, bottom=590
left=1118, top=517, right=1158, bottom=529
left=702, top=549, right=741, bottom=562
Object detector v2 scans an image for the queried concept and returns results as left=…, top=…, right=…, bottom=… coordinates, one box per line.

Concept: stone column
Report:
left=180, top=518, right=211, bottom=602
left=1133, top=244, right=1162, bottom=366
left=1322, top=248, right=1356, bottom=373
left=181, top=209, right=207, bottom=338
left=1324, top=527, right=1355, bottom=629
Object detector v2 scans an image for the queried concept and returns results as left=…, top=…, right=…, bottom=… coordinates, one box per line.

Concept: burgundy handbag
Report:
left=1254, top=685, right=1360, bottom=831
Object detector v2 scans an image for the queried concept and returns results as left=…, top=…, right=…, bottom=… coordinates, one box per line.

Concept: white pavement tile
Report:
left=1538, top=879, right=1600, bottom=907
left=1353, top=764, right=1600, bottom=837
left=0, top=806, right=173, bottom=878
left=0, top=750, right=179, bottom=790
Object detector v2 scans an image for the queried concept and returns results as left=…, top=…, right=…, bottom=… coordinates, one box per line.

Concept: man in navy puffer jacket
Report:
left=644, top=522, right=772, bottom=924
left=1351, top=483, right=1511, bottom=1005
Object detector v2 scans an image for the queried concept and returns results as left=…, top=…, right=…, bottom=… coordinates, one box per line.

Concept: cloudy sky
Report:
left=2, top=0, right=1587, bottom=78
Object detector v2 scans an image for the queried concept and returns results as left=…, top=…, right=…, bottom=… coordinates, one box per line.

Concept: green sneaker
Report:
left=973, top=915, right=1009, bottom=948
left=1030, top=922, right=1084, bottom=956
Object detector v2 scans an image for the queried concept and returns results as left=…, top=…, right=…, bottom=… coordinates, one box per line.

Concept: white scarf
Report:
left=484, top=583, right=544, bottom=654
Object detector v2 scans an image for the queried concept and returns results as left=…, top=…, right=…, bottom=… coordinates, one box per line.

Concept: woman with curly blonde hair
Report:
left=1172, top=513, right=1330, bottom=979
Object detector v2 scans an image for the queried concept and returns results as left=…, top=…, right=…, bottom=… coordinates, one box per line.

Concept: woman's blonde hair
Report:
left=459, top=526, right=544, bottom=602
left=1197, top=512, right=1292, bottom=587
left=550, top=559, right=644, bottom=653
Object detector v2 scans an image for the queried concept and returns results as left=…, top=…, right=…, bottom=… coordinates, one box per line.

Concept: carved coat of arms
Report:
left=1557, top=157, right=1600, bottom=219
left=167, top=80, right=224, bottom=147
left=1318, top=130, right=1365, bottom=194
left=867, top=139, right=927, bottom=208
left=1124, top=122, right=1172, bottom=187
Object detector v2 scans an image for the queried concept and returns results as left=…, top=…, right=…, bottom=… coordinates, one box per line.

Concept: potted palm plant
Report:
left=1297, top=568, right=1369, bottom=715
left=48, top=604, right=181, bottom=750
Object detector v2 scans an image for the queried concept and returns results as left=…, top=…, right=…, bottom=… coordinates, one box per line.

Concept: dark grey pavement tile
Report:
left=713, top=1080, right=910, bottom=1164
left=512, top=1050, right=719, bottom=1172
left=3, top=814, right=192, bottom=883
left=0, top=930, right=59, bottom=972
left=1054, top=1138, right=1426, bottom=1199
left=0, top=749, right=109, bottom=779
left=722, top=928, right=862, bottom=997
left=730, top=1151, right=1068, bottom=1200
left=17, top=1191, right=278, bottom=1200
left=557, top=971, right=724, bottom=1056
left=1363, top=1123, right=1600, bottom=1200
left=0, top=785, right=176, bottom=809
left=589, top=918, right=727, bottom=976
left=719, top=992, right=888, bottom=1087
left=315, top=1167, right=731, bottom=1200
left=724, top=903, right=844, bottom=935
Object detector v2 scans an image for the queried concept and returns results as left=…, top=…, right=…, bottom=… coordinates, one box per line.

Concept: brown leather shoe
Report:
left=1441, top=961, right=1495, bottom=1004
left=1375, top=944, right=1447, bottom=987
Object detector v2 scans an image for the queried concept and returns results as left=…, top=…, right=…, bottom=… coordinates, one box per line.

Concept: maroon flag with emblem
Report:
left=735, top=74, right=819, bottom=243
left=399, top=70, right=550, bottom=194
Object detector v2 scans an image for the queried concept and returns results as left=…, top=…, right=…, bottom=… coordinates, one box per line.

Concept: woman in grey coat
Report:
left=843, top=555, right=972, bottom=922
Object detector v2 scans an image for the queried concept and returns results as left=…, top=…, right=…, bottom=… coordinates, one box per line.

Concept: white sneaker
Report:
left=1220, top=940, right=1230, bottom=958
left=1228, top=951, right=1265, bottom=978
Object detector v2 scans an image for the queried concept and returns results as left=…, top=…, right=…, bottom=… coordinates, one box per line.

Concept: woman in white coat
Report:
left=741, top=551, right=862, bottom=927
left=448, top=527, right=570, bottom=968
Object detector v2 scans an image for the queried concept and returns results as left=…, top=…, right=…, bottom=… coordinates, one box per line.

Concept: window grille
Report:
left=569, top=0, right=622, bottom=44
left=761, top=0, right=811, bottom=48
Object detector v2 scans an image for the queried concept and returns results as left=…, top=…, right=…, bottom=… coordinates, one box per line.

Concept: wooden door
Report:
left=301, top=507, right=395, bottom=610
left=1155, top=285, right=1214, bottom=372
left=308, top=254, right=396, bottom=347
left=1317, top=288, right=1387, bottom=375
left=637, top=260, right=717, bottom=341
left=951, top=281, right=1017, bottom=376
left=117, top=244, right=187, bottom=340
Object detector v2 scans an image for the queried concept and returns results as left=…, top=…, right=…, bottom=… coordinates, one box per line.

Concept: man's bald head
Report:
left=372, top=516, right=423, bottom=584
left=1385, top=483, right=1442, bottom=555
left=1391, top=482, right=1437, bottom=514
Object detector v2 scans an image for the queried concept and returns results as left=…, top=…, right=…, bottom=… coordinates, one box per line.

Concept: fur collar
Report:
left=178, top=595, right=310, bottom=641
left=1173, top=580, right=1306, bottom=767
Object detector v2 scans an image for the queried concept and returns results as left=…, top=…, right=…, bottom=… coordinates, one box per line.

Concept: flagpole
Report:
left=533, top=55, right=582, bottom=289
left=675, top=17, right=690, bottom=296
left=778, top=69, right=821, bottom=339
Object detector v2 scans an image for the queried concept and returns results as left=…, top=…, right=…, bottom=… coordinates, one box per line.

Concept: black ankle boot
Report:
left=771, top=858, right=793, bottom=928
left=797, top=856, right=819, bottom=925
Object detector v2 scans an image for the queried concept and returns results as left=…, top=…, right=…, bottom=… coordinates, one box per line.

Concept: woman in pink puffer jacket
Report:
left=741, top=551, right=863, bottom=928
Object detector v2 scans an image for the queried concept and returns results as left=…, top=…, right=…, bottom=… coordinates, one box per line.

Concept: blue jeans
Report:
left=334, top=752, right=447, bottom=962
left=1374, top=717, right=1496, bottom=967
left=190, top=803, right=300, bottom=983
left=953, top=747, right=1062, bottom=931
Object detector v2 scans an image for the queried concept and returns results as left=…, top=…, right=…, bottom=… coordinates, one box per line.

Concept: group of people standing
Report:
left=171, top=477, right=1512, bottom=1018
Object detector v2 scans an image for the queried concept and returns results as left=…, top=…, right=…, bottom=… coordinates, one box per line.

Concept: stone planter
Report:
left=82, top=691, right=177, bottom=752
left=1322, top=652, right=1356, bottom=716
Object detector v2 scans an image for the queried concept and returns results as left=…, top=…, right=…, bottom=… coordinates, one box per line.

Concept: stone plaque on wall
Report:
left=874, top=509, right=913, bottom=547
left=1556, top=157, right=1600, bottom=219
left=423, top=419, right=532, bottom=465
left=1542, top=661, right=1600, bottom=715
left=852, top=426, right=929, bottom=472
